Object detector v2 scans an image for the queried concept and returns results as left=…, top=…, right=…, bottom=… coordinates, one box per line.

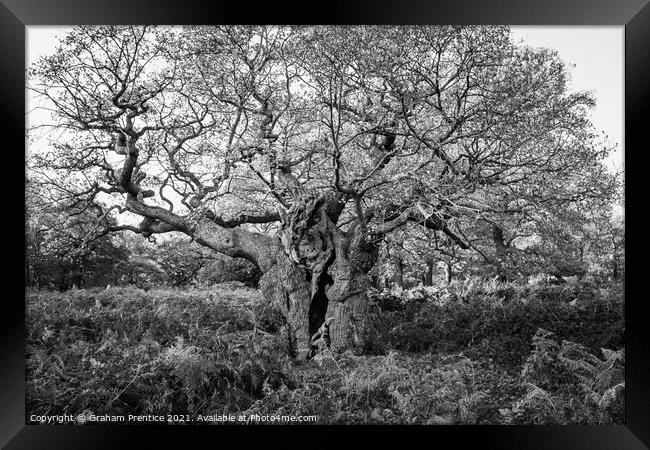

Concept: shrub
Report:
left=375, top=279, right=623, bottom=370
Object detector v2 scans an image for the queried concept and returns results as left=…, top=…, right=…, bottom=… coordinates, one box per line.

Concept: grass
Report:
left=25, top=279, right=624, bottom=424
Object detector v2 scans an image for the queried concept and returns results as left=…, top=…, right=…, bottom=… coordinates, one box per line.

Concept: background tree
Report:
left=26, top=184, right=130, bottom=289
left=27, top=25, right=619, bottom=357
left=154, top=239, right=209, bottom=287
left=405, top=227, right=464, bottom=285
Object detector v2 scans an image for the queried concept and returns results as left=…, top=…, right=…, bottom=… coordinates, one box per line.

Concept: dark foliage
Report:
left=372, top=280, right=623, bottom=371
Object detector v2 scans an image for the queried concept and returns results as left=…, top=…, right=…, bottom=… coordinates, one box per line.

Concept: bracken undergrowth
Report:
left=26, top=278, right=623, bottom=424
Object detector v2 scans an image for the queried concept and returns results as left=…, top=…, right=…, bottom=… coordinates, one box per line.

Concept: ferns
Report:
left=521, top=328, right=562, bottom=387
left=558, top=344, right=624, bottom=393
left=26, top=283, right=624, bottom=425
left=501, top=328, right=625, bottom=424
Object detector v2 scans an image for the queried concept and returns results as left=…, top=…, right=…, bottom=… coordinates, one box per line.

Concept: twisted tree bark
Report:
left=257, top=191, right=379, bottom=358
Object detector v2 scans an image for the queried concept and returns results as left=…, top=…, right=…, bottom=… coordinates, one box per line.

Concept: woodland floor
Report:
left=25, top=279, right=624, bottom=425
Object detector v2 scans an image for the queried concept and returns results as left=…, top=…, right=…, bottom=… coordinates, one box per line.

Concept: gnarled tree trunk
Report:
left=257, top=243, right=375, bottom=359
left=258, top=253, right=313, bottom=358
left=255, top=192, right=379, bottom=359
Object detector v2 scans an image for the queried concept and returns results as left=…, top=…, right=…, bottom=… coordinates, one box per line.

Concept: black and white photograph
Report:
left=25, top=25, right=625, bottom=426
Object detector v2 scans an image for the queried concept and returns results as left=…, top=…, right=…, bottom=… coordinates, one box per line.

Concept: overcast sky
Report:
left=26, top=26, right=624, bottom=173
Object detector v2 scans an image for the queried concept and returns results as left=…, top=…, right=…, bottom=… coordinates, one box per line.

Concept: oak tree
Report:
left=28, top=25, right=617, bottom=357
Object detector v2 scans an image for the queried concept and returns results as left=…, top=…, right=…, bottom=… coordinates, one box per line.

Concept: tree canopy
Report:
left=28, top=26, right=618, bottom=268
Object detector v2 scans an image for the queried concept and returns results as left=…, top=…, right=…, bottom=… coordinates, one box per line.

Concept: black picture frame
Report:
left=2, top=1, right=648, bottom=448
